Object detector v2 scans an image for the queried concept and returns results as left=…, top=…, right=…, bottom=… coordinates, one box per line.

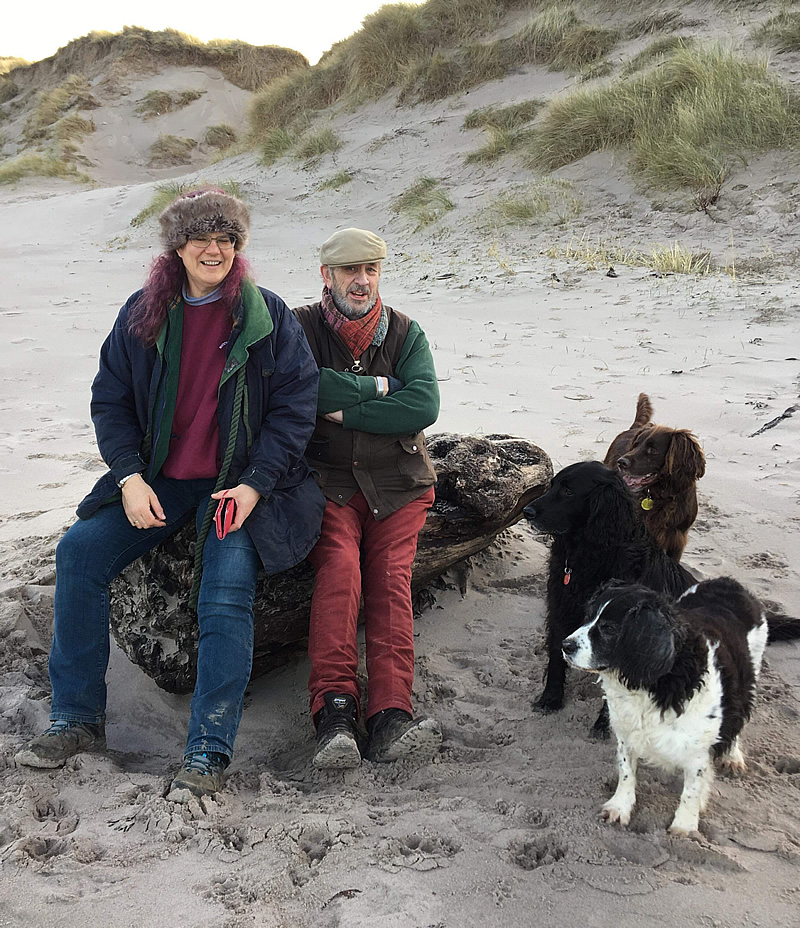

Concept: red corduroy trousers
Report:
left=307, top=487, right=435, bottom=721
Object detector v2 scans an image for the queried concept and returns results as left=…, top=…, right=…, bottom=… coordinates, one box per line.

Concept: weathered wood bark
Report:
left=109, top=434, right=552, bottom=693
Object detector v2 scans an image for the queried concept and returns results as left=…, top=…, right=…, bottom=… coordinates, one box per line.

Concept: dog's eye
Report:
left=560, top=486, right=573, bottom=497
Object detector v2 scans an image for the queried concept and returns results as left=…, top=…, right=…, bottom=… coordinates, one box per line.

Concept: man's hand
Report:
left=211, top=484, right=262, bottom=532
left=322, top=410, right=344, bottom=424
left=122, top=474, right=167, bottom=529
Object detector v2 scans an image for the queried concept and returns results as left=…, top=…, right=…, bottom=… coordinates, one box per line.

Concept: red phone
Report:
left=214, top=495, right=237, bottom=540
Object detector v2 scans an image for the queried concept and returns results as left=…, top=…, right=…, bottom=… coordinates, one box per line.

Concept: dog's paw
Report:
left=667, top=824, right=703, bottom=842
left=716, top=756, right=747, bottom=778
left=590, top=722, right=610, bottom=741
left=534, top=692, right=564, bottom=713
left=600, top=802, right=631, bottom=826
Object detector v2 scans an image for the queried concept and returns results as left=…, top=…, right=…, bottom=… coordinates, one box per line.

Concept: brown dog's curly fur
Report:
left=604, top=394, right=705, bottom=562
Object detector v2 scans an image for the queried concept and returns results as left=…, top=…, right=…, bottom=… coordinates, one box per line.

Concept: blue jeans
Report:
left=49, top=475, right=260, bottom=760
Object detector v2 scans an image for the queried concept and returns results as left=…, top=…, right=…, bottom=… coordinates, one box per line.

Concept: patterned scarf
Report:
left=321, top=286, right=388, bottom=360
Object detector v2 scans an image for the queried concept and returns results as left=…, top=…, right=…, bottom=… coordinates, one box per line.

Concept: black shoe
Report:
left=366, top=708, right=442, bottom=763
left=313, top=693, right=362, bottom=770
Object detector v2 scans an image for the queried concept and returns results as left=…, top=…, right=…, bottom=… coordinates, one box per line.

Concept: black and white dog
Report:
left=562, top=577, right=798, bottom=837
left=523, top=461, right=695, bottom=727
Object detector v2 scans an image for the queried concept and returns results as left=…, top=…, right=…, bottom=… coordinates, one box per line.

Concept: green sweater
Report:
left=316, top=320, right=440, bottom=434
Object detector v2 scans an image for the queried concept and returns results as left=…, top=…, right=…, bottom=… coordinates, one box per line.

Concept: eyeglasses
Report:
left=187, top=234, right=237, bottom=250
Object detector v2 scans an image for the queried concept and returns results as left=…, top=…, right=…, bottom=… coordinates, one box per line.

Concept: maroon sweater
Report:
left=162, top=300, right=232, bottom=480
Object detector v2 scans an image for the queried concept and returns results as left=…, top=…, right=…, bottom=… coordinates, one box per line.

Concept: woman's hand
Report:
left=122, top=475, right=166, bottom=529
left=211, top=484, right=261, bottom=533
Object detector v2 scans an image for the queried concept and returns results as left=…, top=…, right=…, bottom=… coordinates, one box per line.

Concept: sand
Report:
left=1, top=33, right=800, bottom=928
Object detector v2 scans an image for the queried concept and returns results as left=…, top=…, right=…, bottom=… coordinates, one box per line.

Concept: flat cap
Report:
left=320, top=228, right=387, bottom=267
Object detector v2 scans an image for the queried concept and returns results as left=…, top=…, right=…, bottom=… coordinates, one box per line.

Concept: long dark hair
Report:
left=127, top=251, right=251, bottom=347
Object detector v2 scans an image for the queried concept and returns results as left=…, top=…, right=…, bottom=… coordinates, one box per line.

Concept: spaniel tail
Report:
left=765, top=608, right=800, bottom=642
left=631, top=393, right=654, bottom=429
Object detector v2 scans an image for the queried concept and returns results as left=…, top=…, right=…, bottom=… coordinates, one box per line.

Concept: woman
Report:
left=15, top=188, right=324, bottom=800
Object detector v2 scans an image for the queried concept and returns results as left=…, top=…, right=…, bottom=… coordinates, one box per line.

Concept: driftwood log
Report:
left=109, top=433, right=552, bottom=694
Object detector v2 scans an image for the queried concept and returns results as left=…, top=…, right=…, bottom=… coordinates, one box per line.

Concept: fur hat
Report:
left=159, top=187, right=250, bottom=252
left=320, top=228, right=387, bottom=267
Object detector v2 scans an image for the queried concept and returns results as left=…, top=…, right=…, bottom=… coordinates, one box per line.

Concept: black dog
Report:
left=562, top=577, right=799, bottom=835
left=523, top=461, right=695, bottom=729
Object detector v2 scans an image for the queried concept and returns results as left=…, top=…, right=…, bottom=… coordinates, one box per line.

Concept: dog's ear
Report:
left=665, top=431, right=706, bottom=486
left=616, top=600, right=676, bottom=688
left=584, top=476, right=638, bottom=545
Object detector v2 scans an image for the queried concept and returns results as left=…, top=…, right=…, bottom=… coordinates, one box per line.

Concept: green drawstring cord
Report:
left=189, top=365, right=247, bottom=610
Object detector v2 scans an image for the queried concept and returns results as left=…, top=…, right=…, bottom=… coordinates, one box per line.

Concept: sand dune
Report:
left=2, top=4, right=800, bottom=926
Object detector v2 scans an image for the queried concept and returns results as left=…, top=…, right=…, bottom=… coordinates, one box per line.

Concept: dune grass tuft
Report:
left=752, top=10, right=800, bottom=52
left=318, top=170, right=353, bottom=191
left=464, top=99, right=543, bottom=165
left=487, top=179, right=582, bottom=225
left=625, top=9, right=685, bottom=37
left=526, top=43, right=800, bottom=202
left=513, top=5, right=618, bottom=72
left=135, top=89, right=205, bottom=118
left=259, top=127, right=296, bottom=166
left=148, top=134, right=197, bottom=167
left=464, top=100, right=544, bottom=132
left=205, top=124, right=238, bottom=148
left=621, top=36, right=694, bottom=76
left=546, top=235, right=712, bottom=276
left=130, top=179, right=244, bottom=227
left=24, top=75, right=94, bottom=140
left=0, top=152, right=91, bottom=185
left=0, top=56, right=29, bottom=75
left=392, top=176, right=454, bottom=229
left=293, top=127, right=343, bottom=162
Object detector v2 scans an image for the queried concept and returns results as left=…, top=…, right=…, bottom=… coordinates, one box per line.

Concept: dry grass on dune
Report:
left=0, top=152, right=91, bottom=185
left=525, top=42, right=800, bottom=205
left=392, top=176, right=455, bottom=229
left=1, top=27, right=307, bottom=98
left=247, top=1, right=619, bottom=135
left=148, top=134, right=197, bottom=168
left=134, top=89, right=204, bottom=119
left=753, top=9, right=800, bottom=52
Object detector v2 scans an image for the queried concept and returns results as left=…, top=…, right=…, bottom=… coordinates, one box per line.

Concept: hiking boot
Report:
left=15, top=720, right=106, bottom=768
left=168, top=751, right=228, bottom=801
left=312, top=693, right=362, bottom=770
left=366, top=708, right=442, bottom=763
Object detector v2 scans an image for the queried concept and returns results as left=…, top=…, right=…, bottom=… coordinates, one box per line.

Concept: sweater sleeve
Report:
left=90, top=299, right=148, bottom=482
left=341, top=322, right=440, bottom=435
left=316, top=367, right=379, bottom=414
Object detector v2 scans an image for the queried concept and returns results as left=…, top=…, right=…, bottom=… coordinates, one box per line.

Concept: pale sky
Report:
left=3, top=1, right=407, bottom=66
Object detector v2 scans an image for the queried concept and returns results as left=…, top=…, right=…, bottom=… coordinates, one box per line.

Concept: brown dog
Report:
left=604, top=394, right=705, bottom=562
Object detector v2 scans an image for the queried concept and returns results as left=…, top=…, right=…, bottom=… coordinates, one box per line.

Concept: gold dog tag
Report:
left=641, top=495, right=654, bottom=511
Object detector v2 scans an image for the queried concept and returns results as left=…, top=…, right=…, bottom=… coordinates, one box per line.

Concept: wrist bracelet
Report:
left=374, top=376, right=384, bottom=397
left=118, top=473, right=141, bottom=489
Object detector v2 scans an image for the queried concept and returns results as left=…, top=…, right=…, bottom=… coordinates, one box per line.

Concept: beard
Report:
left=329, top=278, right=378, bottom=319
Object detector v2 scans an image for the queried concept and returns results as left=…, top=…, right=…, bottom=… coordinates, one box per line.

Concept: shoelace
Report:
left=44, top=720, right=87, bottom=738
left=181, top=752, right=224, bottom=777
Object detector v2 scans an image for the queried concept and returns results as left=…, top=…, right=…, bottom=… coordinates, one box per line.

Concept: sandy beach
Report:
left=2, top=6, right=800, bottom=925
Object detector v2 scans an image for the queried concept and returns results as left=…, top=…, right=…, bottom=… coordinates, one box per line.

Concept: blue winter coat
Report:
left=77, top=284, right=325, bottom=575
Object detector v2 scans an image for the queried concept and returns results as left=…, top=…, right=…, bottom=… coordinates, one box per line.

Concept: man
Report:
left=294, top=228, right=442, bottom=769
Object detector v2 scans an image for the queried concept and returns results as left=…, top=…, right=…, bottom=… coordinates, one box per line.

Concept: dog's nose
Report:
left=523, top=502, right=538, bottom=521
left=562, top=637, right=578, bottom=656
left=616, top=456, right=630, bottom=471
